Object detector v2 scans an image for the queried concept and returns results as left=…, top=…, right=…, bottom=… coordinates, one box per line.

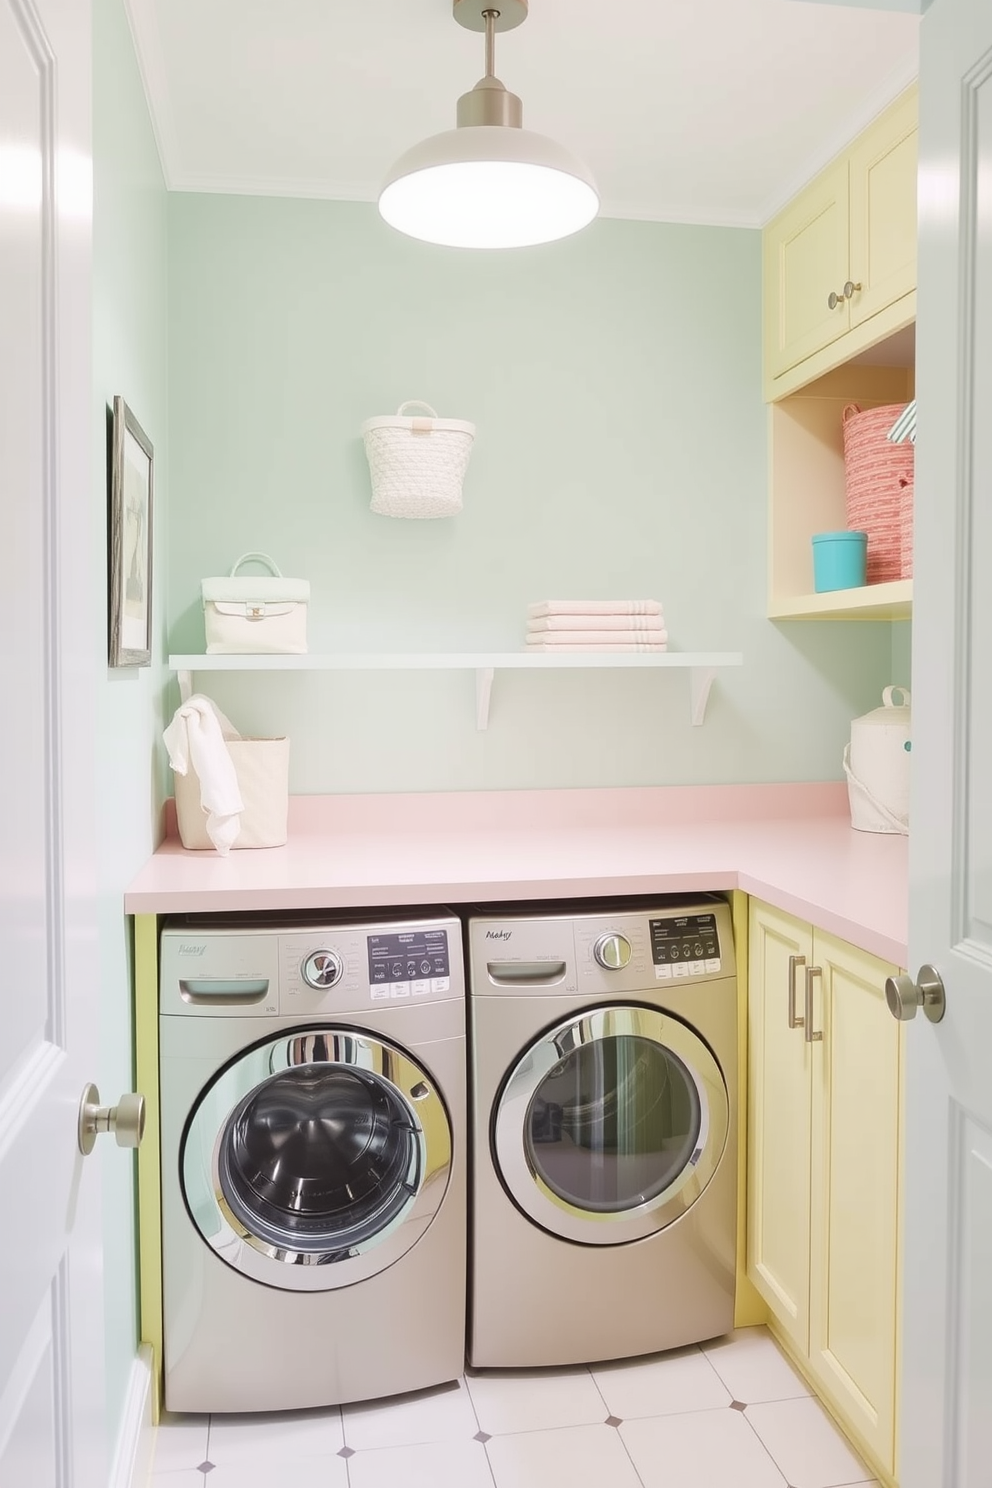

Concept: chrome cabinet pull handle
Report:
left=788, top=954, right=806, bottom=1028
left=804, top=966, right=823, bottom=1043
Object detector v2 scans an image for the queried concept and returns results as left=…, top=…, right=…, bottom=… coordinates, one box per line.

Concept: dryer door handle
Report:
left=486, top=961, right=568, bottom=986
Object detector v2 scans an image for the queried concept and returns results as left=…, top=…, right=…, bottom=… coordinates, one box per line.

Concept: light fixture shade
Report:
left=379, top=124, right=599, bottom=250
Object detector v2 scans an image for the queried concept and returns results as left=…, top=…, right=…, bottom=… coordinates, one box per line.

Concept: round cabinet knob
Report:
left=884, top=964, right=946, bottom=1024
left=78, top=1085, right=146, bottom=1156
left=302, top=949, right=344, bottom=989
left=593, top=933, right=632, bottom=970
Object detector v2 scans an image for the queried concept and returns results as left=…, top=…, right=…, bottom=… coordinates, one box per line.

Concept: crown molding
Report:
left=758, top=55, right=919, bottom=226
left=122, top=0, right=180, bottom=189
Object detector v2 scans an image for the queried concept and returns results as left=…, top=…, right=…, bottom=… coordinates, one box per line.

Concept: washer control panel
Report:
left=367, top=927, right=451, bottom=1003
left=160, top=916, right=461, bottom=1017
left=649, top=911, right=722, bottom=979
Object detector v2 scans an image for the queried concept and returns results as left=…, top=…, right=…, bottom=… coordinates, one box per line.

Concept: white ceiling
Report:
left=122, top=0, right=920, bottom=228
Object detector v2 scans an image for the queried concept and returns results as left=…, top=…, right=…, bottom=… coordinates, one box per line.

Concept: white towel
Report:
left=528, top=615, right=665, bottom=634
left=528, top=600, right=662, bottom=618
left=163, top=694, right=244, bottom=855
left=525, top=640, right=668, bottom=652
left=526, top=630, right=669, bottom=647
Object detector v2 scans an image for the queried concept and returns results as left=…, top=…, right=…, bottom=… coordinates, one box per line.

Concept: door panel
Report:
left=0, top=0, right=103, bottom=1481
left=808, top=932, right=901, bottom=1475
left=746, top=903, right=812, bottom=1353
left=849, top=86, right=918, bottom=328
left=903, top=2, right=992, bottom=1482
left=765, top=159, right=849, bottom=379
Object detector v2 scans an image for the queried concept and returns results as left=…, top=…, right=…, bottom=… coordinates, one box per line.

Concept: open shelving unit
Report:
left=768, top=341, right=915, bottom=622
left=169, top=650, right=744, bottom=730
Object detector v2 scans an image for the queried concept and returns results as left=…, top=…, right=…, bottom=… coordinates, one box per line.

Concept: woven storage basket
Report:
left=842, top=403, right=915, bottom=583
left=361, top=400, right=475, bottom=519
left=898, top=477, right=913, bottom=579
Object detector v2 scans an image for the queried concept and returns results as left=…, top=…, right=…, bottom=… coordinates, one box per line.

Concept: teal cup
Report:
left=811, top=531, right=868, bottom=593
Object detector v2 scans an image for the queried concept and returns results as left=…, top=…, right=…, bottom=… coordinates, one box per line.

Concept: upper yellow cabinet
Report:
left=764, top=86, right=918, bottom=401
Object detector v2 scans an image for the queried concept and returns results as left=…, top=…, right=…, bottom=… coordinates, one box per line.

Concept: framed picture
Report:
left=109, top=395, right=153, bottom=667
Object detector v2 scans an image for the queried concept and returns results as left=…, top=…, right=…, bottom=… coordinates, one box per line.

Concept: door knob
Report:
left=78, top=1083, right=146, bottom=1156
left=884, top=965, right=946, bottom=1024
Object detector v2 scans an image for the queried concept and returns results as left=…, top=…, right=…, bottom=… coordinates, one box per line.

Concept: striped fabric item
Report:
left=886, top=400, right=917, bottom=444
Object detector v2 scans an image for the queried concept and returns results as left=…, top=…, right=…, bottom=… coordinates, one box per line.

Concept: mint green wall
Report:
left=93, top=0, right=169, bottom=1453
left=167, top=197, right=892, bottom=790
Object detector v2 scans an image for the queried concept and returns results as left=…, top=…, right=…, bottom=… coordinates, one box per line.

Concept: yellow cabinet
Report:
left=763, top=86, right=917, bottom=401
left=747, top=901, right=903, bottom=1482
left=764, top=159, right=850, bottom=382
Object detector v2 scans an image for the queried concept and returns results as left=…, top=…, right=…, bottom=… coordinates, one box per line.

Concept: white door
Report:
left=902, top=0, right=992, bottom=1484
left=0, top=0, right=106, bottom=1485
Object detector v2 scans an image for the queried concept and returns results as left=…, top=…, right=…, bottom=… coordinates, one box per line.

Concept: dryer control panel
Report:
left=470, top=898, right=732, bottom=999
left=649, top=911, right=722, bottom=979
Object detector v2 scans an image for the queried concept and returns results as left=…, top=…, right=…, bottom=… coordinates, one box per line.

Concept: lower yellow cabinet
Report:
left=747, top=900, right=902, bottom=1480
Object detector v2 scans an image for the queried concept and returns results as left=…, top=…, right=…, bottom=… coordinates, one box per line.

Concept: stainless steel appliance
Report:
left=467, top=897, right=737, bottom=1367
left=159, top=910, right=466, bottom=1413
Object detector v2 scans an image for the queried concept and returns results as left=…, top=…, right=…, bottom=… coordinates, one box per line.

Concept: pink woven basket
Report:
left=842, top=403, right=915, bottom=583
left=899, top=477, right=913, bottom=579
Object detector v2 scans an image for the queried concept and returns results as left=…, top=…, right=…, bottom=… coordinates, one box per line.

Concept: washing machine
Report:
left=159, top=910, right=466, bottom=1413
left=467, top=896, right=737, bottom=1368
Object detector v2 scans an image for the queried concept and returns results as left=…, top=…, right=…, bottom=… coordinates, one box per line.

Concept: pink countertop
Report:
left=124, top=783, right=908, bottom=965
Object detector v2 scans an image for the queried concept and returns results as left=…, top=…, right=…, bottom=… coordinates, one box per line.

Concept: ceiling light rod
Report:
left=455, top=1, right=525, bottom=130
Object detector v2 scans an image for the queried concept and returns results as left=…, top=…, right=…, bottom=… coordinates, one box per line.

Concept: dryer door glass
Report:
left=526, top=1036, right=700, bottom=1214
left=493, top=1004, right=729, bottom=1246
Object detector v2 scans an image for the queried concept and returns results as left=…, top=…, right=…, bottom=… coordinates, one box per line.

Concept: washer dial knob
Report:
left=302, top=949, right=344, bottom=989
left=593, top=933, right=632, bottom=970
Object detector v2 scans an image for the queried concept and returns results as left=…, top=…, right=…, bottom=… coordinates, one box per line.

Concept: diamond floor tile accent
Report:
left=148, top=1332, right=875, bottom=1488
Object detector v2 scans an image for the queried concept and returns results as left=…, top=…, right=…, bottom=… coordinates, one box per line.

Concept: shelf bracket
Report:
left=476, top=667, right=495, bottom=731
left=689, top=666, right=717, bottom=726
left=177, top=669, right=193, bottom=703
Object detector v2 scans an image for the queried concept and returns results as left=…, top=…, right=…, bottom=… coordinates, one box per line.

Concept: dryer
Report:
left=159, top=910, right=465, bottom=1413
left=467, top=897, right=737, bottom=1368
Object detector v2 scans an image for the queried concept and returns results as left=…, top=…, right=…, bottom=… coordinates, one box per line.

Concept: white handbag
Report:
left=201, top=553, right=309, bottom=655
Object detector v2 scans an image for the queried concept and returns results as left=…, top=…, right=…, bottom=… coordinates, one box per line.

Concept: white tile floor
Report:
left=148, top=1327, right=880, bottom=1488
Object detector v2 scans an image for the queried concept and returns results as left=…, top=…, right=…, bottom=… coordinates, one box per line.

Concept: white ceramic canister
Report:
left=842, top=686, right=911, bottom=834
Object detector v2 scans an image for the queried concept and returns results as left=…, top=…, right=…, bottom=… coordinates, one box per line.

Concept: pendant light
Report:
left=379, top=0, right=599, bottom=249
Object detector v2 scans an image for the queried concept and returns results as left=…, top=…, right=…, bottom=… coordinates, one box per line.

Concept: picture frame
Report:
left=108, top=395, right=154, bottom=668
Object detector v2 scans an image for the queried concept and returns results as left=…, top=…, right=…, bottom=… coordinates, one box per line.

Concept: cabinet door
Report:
left=747, top=902, right=813, bottom=1354
left=764, top=158, right=850, bottom=380
left=807, top=930, right=901, bottom=1475
left=848, top=87, right=918, bottom=331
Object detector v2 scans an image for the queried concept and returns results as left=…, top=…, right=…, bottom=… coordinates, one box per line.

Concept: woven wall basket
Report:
left=361, top=400, right=475, bottom=519
left=842, top=402, right=915, bottom=583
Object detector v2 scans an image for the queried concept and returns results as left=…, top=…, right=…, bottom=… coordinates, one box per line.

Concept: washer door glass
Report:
left=183, top=1028, right=451, bottom=1292
left=219, top=1063, right=420, bottom=1256
left=493, top=1005, right=728, bottom=1245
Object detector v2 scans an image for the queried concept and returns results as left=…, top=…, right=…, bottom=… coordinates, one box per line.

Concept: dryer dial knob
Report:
left=593, top=933, right=632, bottom=970
left=302, top=949, right=344, bottom=989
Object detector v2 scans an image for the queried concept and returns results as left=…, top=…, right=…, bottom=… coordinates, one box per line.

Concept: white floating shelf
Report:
left=169, top=651, right=743, bottom=730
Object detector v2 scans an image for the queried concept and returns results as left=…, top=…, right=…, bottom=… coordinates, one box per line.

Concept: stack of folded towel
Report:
left=525, top=600, right=668, bottom=651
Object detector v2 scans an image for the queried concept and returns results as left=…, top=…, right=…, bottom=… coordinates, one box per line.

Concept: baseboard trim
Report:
left=108, top=1345, right=155, bottom=1488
